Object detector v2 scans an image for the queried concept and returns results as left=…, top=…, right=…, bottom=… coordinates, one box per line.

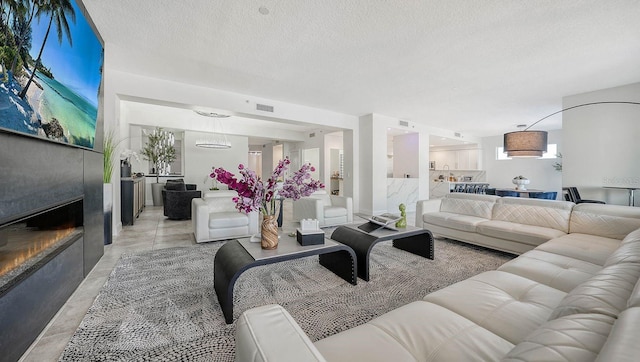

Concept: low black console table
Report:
left=214, top=235, right=357, bottom=324
left=330, top=224, right=434, bottom=281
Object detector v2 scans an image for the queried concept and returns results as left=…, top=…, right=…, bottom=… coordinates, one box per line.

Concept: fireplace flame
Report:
left=0, top=225, right=76, bottom=278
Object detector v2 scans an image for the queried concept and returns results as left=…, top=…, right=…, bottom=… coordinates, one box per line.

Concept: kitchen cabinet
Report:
left=430, top=148, right=480, bottom=170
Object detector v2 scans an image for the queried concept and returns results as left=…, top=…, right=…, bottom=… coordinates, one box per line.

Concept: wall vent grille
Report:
left=309, top=132, right=316, bottom=138
left=399, top=120, right=409, bottom=127
left=256, top=104, right=274, bottom=112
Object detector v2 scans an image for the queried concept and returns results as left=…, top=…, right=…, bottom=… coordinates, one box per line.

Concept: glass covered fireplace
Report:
left=0, top=199, right=84, bottom=295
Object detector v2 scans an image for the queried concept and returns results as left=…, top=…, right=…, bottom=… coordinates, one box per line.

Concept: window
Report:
left=496, top=144, right=558, bottom=160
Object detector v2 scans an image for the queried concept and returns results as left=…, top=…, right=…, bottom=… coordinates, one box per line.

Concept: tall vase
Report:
left=103, top=183, right=113, bottom=245
left=121, top=161, right=131, bottom=177
left=151, top=182, right=164, bottom=206
left=261, top=214, right=279, bottom=250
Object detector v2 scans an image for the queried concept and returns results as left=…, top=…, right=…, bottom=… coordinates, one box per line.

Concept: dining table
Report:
left=495, top=188, right=545, bottom=197
left=603, top=186, right=639, bottom=207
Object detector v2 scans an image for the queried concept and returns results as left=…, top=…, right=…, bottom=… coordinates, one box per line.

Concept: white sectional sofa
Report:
left=234, top=195, right=640, bottom=361
left=416, top=193, right=576, bottom=255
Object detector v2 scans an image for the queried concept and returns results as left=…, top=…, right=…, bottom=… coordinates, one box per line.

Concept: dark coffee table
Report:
left=330, top=224, right=434, bottom=281
left=214, top=233, right=357, bottom=324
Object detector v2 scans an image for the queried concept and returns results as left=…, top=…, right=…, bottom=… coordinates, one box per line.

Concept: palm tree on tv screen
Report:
left=19, top=0, right=75, bottom=99
left=2, top=0, right=27, bottom=39
left=10, top=0, right=40, bottom=74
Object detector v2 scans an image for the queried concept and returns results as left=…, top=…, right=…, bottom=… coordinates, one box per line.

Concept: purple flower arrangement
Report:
left=210, top=157, right=324, bottom=216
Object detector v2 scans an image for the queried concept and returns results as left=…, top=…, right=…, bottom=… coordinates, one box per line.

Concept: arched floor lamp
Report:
left=504, top=101, right=640, bottom=157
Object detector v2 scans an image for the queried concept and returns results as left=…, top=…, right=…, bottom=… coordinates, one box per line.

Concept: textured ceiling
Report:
left=82, top=0, right=640, bottom=137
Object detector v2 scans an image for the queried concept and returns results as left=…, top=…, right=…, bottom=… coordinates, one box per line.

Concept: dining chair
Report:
left=562, top=187, right=605, bottom=204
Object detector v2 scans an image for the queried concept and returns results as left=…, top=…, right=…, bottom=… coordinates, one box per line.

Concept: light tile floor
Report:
left=20, top=200, right=414, bottom=361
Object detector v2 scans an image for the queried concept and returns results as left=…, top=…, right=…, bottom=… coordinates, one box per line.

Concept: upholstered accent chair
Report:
left=192, top=190, right=259, bottom=243
left=162, top=179, right=201, bottom=220
left=292, top=190, right=353, bottom=227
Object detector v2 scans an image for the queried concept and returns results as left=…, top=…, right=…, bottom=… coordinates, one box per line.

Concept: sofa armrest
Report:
left=192, top=198, right=211, bottom=243
left=186, top=184, right=197, bottom=190
left=415, top=199, right=442, bottom=228
left=235, top=304, right=326, bottom=362
left=292, top=198, right=325, bottom=225
left=330, top=196, right=353, bottom=223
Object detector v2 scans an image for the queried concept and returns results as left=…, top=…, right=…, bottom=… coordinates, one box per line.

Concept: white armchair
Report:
left=292, top=190, right=353, bottom=227
left=192, top=191, right=259, bottom=243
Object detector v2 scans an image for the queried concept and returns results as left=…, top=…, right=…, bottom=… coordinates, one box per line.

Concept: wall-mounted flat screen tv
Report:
left=0, top=0, right=102, bottom=149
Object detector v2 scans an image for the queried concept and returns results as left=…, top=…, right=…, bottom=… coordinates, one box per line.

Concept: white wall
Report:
left=260, top=142, right=274, bottom=181
left=392, top=133, right=419, bottom=178
left=183, top=131, right=248, bottom=190
left=563, top=82, right=640, bottom=205
left=359, top=114, right=388, bottom=215
left=482, top=130, right=563, bottom=197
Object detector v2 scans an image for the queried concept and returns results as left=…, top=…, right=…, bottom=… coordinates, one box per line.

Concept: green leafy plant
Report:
left=103, top=130, right=117, bottom=183
left=553, top=152, right=563, bottom=172
left=140, top=127, right=177, bottom=183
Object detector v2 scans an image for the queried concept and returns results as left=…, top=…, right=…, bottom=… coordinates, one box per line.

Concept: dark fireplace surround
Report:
left=0, top=131, right=104, bottom=362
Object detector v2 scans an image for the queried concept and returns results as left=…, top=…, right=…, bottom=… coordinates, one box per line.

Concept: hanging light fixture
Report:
left=194, top=110, right=232, bottom=149
left=504, top=125, right=547, bottom=158
left=503, top=101, right=640, bottom=158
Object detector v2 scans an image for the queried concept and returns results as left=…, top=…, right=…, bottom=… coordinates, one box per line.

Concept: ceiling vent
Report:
left=454, top=132, right=462, bottom=138
left=309, top=132, right=316, bottom=138
left=399, top=120, right=409, bottom=127
left=256, top=103, right=274, bottom=112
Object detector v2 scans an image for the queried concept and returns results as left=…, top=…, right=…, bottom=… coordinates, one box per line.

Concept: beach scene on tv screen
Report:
left=0, top=0, right=102, bottom=149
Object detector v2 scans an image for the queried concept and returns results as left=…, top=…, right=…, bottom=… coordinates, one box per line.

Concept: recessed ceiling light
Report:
left=259, top=6, right=269, bottom=15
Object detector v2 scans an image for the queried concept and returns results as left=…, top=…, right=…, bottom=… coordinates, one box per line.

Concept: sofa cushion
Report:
left=422, top=212, right=489, bottom=233
left=310, top=191, right=332, bottom=207
left=423, top=270, right=566, bottom=344
left=596, top=308, right=640, bottom=361
left=604, top=228, right=640, bottom=267
left=314, top=301, right=514, bottom=362
left=439, top=193, right=499, bottom=219
left=165, top=180, right=186, bottom=191
left=476, top=220, right=566, bottom=247
left=498, top=250, right=601, bottom=292
left=627, top=277, right=640, bottom=308
left=535, top=233, right=621, bottom=266
left=569, top=203, right=640, bottom=240
left=548, top=263, right=640, bottom=320
left=502, top=313, right=615, bottom=362
left=492, top=197, right=574, bottom=233
left=209, top=212, right=249, bottom=228
left=323, top=206, right=347, bottom=218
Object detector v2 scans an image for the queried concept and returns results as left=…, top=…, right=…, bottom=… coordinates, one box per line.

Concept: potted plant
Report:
left=140, top=127, right=177, bottom=206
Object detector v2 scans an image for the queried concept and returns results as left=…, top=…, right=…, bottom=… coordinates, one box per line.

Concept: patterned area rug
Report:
left=60, top=238, right=514, bottom=361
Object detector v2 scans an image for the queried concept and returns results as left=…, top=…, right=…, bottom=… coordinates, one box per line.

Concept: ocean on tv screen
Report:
left=0, top=69, right=97, bottom=149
